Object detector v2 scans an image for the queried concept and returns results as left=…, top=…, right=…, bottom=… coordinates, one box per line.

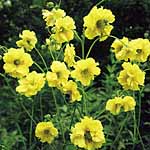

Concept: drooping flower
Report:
left=46, top=61, right=70, bottom=87
left=128, top=38, right=150, bottom=62
left=35, top=121, right=58, bottom=144
left=16, top=71, right=45, bottom=97
left=64, top=44, right=76, bottom=67
left=3, top=48, right=33, bottom=78
left=122, top=96, right=136, bottom=112
left=53, top=16, right=76, bottom=43
left=117, top=62, right=145, bottom=91
left=70, top=116, right=105, bottom=150
left=106, top=97, right=123, bottom=115
left=83, top=6, right=115, bottom=41
left=62, top=80, right=82, bottom=102
left=16, top=30, right=37, bottom=51
left=42, top=8, right=66, bottom=27
left=71, top=58, right=100, bottom=86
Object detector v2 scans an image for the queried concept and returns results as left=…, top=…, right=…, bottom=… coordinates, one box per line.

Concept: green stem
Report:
left=133, top=110, right=137, bottom=149
left=74, top=31, right=85, bottom=58
left=29, top=100, right=34, bottom=148
left=20, top=101, right=36, bottom=125
left=86, top=37, right=99, bottom=58
left=81, top=35, right=85, bottom=59
left=40, top=93, right=43, bottom=120
left=109, top=35, right=128, bottom=47
left=96, top=0, right=107, bottom=6
left=0, top=45, right=7, bottom=53
left=69, top=104, right=77, bottom=129
left=51, top=88, right=66, bottom=143
left=136, top=126, right=146, bottom=150
left=49, top=49, right=55, bottom=60
left=58, top=0, right=61, bottom=7
left=16, top=123, right=26, bottom=149
left=56, top=43, right=67, bottom=60
left=138, top=88, right=143, bottom=129
left=111, top=113, right=129, bottom=148
left=0, top=73, right=16, bottom=95
left=33, top=61, right=45, bottom=73
left=35, top=47, right=48, bottom=71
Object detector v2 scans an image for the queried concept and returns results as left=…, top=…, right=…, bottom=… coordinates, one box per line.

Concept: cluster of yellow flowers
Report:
left=42, top=8, right=76, bottom=43
left=106, top=96, right=136, bottom=115
left=111, top=37, right=150, bottom=62
left=35, top=116, right=105, bottom=150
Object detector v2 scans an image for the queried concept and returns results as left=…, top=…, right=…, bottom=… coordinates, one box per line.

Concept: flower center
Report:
left=84, top=130, right=92, bottom=142
left=56, top=72, right=62, bottom=78
left=114, top=103, right=121, bottom=114
left=60, top=27, right=65, bottom=32
left=136, top=49, right=142, bottom=54
left=14, top=59, right=20, bottom=65
left=81, top=69, right=89, bottom=76
left=44, top=129, right=50, bottom=135
left=96, top=20, right=107, bottom=30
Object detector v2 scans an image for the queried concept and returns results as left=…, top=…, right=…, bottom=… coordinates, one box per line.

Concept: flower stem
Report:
left=96, top=0, right=107, bottom=6
left=111, top=113, right=129, bottom=149
left=33, top=61, right=45, bottom=73
left=86, top=37, right=99, bottom=58
left=51, top=88, right=66, bottom=143
left=35, top=47, right=48, bottom=71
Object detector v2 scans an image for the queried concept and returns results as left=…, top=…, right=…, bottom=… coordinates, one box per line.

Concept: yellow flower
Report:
left=117, top=62, right=145, bottom=91
left=16, top=30, right=37, bottom=51
left=46, top=61, right=70, bottom=87
left=64, top=44, right=76, bottom=67
left=128, top=38, right=150, bottom=62
left=3, top=48, right=33, bottom=78
left=106, top=97, right=123, bottom=115
left=53, top=16, right=76, bottom=43
left=70, top=116, right=105, bottom=150
left=35, top=121, right=58, bottom=144
left=83, top=6, right=115, bottom=41
left=62, top=80, right=82, bottom=103
left=122, top=96, right=136, bottom=112
left=42, top=8, right=66, bottom=27
left=71, top=58, right=100, bottom=86
left=16, top=71, right=45, bottom=97
left=46, top=38, right=61, bottom=51
left=111, top=37, right=135, bottom=61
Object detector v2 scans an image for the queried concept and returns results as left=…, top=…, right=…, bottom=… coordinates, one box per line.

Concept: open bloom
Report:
left=71, top=58, right=100, bottom=86
left=83, top=6, right=115, bottom=41
left=3, top=48, right=33, bottom=78
left=122, top=96, right=136, bottom=112
left=16, top=30, right=37, bottom=51
left=64, top=44, right=76, bottom=67
left=128, top=38, right=150, bottom=62
left=117, top=62, right=145, bottom=90
left=62, top=80, right=81, bottom=103
left=106, top=97, right=123, bottom=115
left=35, top=121, right=58, bottom=144
left=70, top=116, right=105, bottom=150
left=42, top=8, right=66, bottom=27
left=53, top=16, right=76, bottom=43
left=16, top=71, right=45, bottom=97
left=46, top=61, right=70, bottom=88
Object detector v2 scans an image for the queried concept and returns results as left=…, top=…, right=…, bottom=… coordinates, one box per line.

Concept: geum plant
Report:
left=0, top=1, right=150, bottom=150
